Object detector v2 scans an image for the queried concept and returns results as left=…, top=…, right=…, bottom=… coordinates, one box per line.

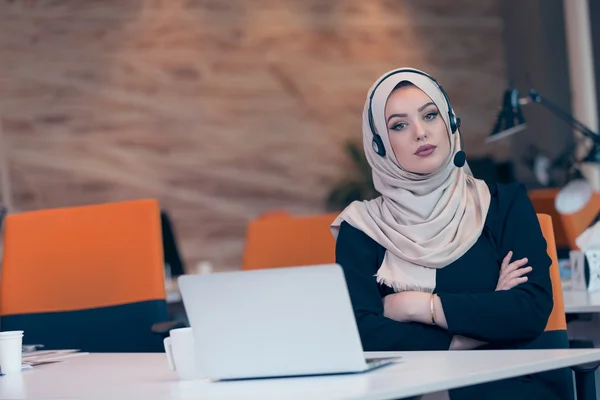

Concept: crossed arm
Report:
left=383, top=251, right=533, bottom=349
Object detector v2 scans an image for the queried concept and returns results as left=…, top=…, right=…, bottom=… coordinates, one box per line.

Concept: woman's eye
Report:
left=391, top=122, right=407, bottom=131
left=424, top=112, right=438, bottom=121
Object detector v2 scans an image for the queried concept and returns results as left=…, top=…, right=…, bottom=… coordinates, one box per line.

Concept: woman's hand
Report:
left=496, top=251, right=532, bottom=291
left=383, top=251, right=532, bottom=327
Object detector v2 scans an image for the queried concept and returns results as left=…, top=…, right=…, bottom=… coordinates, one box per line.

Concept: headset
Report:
left=368, top=69, right=465, bottom=167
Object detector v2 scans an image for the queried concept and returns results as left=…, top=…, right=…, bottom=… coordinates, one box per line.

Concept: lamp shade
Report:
left=486, top=87, right=527, bottom=143
left=555, top=179, right=593, bottom=215
left=555, top=179, right=600, bottom=249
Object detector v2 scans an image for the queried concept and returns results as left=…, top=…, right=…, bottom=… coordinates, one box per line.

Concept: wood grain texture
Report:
left=0, top=0, right=508, bottom=271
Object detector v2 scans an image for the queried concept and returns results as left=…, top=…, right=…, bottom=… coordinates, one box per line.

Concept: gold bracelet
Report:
left=430, top=294, right=437, bottom=325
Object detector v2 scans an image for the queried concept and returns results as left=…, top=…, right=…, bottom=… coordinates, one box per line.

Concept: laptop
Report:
left=177, top=263, right=397, bottom=380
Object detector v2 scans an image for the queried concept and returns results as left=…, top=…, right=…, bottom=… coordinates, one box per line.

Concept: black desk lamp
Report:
left=486, top=86, right=600, bottom=164
left=488, top=86, right=600, bottom=256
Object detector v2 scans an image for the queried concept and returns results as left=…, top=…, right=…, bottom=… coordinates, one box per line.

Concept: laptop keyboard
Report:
left=366, top=357, right=399, bottom=369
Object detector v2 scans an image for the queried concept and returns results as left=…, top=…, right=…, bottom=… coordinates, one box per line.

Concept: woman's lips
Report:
left=415, top=144, right=436, bottom=157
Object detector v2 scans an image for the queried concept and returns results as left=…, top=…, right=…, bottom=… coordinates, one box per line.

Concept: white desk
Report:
left=563, top=289, right=600, bottom=314
left=6, top=350, right=600, bottom=400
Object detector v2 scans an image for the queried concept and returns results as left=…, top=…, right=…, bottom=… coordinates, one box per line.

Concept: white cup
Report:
left=163, top=327, right=200, bottom=380
left=0, top=331, right=24, bottom=375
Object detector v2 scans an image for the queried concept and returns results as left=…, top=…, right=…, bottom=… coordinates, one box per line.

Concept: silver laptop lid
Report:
left=178, top=264, right=367, bottom=380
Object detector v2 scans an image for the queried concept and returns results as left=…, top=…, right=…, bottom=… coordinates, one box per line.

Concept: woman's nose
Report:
left=414, top=121, right=427, bottom=141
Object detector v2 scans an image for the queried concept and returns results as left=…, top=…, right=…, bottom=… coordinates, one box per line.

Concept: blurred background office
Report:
left=0, top=0, right=598, bottom=275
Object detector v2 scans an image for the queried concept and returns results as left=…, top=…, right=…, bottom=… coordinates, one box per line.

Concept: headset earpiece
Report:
left=368, top=106, right=387, bottom=157
left=448, top=113, right=457, bottom=133
left=372, top=134, right=386, bottom=157
left=455, top=117, right=461, bottom=132
left=436, top=84, right=459, bottom=134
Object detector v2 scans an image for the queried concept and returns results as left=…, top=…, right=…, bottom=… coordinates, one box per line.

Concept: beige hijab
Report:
left=331, top=68, right=491, bottom=293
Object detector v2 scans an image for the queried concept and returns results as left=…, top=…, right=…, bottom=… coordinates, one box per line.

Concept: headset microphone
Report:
left=453, top=150, right=466, bottom=168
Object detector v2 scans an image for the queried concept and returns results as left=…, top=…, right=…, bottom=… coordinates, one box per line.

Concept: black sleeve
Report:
left=336, top=221, right=453, bottom=351
left=437, top=184, right=554, bottom=343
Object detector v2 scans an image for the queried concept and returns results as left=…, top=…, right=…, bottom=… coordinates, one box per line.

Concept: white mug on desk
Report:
left=163, top=327, right=201, bottom=380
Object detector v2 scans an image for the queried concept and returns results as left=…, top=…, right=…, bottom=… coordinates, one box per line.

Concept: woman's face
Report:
left=384, top=85, right=450, bottom=174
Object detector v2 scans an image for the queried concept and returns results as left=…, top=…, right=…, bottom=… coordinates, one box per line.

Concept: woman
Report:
left=331, top=68, right=561, bottom=399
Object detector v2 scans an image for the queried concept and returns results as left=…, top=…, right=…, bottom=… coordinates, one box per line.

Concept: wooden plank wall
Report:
left=0, top=0, right=507, bottom=271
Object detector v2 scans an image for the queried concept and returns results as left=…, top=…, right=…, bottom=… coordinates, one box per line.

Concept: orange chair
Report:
left=523, top=214, right=597, bottom=400
left=538, top=214, right=567, bottom=335
left=242, top=212, right=338, bottom=270
left=0, top=199, right=168, bottom=352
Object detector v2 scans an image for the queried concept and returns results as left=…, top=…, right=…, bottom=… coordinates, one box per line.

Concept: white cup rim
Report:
left=0, top=331, right=24, bottom=339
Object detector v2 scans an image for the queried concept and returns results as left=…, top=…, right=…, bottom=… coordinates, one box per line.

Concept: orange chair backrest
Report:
left=0, top=199, right=166, bottom=316
left=242, top=212, right=338, bottom=270
left=528, top=189, right=569, bottom=249
left=537, top=213, right=567, bottom=332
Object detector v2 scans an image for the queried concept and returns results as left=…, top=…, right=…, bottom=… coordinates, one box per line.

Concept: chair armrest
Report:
left=151, top=320, right=188, bottom=337
left=571, top=362, right=600, bottom=400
